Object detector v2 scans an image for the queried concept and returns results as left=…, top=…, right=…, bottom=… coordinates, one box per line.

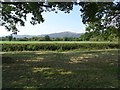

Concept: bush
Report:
left=1, top=42, right=119, bottom=51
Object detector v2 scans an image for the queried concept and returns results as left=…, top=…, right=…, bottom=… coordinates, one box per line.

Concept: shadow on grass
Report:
left=2, top=50, right=118, bottom=88
left=2, top=56, right=15, bottom=64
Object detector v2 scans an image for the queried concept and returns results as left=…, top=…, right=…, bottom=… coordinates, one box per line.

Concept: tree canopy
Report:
left=80, top=2, right=120, bottom=38
left=1, top=2, right=73, bottom=33
left=1, top=1, right=120, bottom=38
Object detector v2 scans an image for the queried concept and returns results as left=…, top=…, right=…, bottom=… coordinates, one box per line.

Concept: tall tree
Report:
left=79, top=2, right=120, bottom=38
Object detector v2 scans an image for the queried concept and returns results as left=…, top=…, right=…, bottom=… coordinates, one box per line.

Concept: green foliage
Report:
left=1, top=36, right=81, bottom=41
left=1, top=2, right=73, bottom=33
left=44, top=35, right=51, bottom=41
left=2, top=35, right=14, bottom=41
left=0, top=35, right=80, bottom=41
left=1, top=42, right=118, bottom=51
left=63, top=37, right=69, bottom=41
left=80, top=2, right=120, bottom=38
left=79, top=28, right=119, bottom=41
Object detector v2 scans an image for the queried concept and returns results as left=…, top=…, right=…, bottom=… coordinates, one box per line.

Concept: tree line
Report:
left=0, top=35, right=80, bottom=41
left=0, top=33, right=118, bottom=41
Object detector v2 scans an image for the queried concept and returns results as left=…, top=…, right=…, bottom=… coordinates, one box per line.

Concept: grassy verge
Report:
left=2, top=49, right=119, bottom=88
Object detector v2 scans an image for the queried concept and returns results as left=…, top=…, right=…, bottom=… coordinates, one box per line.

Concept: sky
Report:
left=0, top=5, right=86, bottom=36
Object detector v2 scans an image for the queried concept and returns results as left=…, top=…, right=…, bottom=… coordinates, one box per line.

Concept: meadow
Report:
left=0, top=41, right=117, bottom=44
left=1, top=41, right=119, bottom=88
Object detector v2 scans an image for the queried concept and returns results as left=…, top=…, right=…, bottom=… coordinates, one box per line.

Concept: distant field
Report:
left=0, top=41, right=117, bottom=44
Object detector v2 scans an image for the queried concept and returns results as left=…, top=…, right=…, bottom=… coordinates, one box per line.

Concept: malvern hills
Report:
left=13, top=31, right=83, bottom=38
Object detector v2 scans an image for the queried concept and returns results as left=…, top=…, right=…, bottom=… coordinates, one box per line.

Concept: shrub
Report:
left=1, top=42, right=119, bottom=51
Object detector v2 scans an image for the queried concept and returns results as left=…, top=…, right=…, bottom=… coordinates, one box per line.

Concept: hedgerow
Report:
left=1, top=43, right=118, bottom=51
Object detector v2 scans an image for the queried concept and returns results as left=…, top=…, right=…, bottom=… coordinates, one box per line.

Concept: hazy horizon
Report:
left=0, top=31, right=84, bottom=37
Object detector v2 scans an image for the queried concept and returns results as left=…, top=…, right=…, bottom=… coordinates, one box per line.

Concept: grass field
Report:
left=0, top=41, right=117, bottom=44
left=2, top=49, right=119, bottom=88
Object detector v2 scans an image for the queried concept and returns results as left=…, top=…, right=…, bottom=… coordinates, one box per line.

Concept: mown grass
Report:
left=0, top=41, right=117, bottom=44
left=2, top=49, right=119, bottom=88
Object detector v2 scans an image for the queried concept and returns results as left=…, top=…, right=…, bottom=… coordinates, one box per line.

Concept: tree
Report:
left=8, top=34, right=13, bottom=41
left=79, top=2, right=120, bottom=38
left=1, top=1, right=73, bottom=33
left=1, top=1, right=120, bottom=38
left=79, top=32, right=93, bottom=41
left=44, top=35, right=50, bottom=41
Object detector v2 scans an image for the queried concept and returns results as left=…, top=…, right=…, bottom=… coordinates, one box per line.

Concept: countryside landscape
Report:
left=0, top=1, right=120, bottom=89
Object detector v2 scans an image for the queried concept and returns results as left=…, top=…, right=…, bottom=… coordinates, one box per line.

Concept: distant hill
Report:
left=11, top=31, right=83, bottom=38
left=42, top=31, right=82, bottom=38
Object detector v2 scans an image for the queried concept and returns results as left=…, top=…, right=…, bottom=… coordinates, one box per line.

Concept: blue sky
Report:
left=0, top=5, right=86, bottom=36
